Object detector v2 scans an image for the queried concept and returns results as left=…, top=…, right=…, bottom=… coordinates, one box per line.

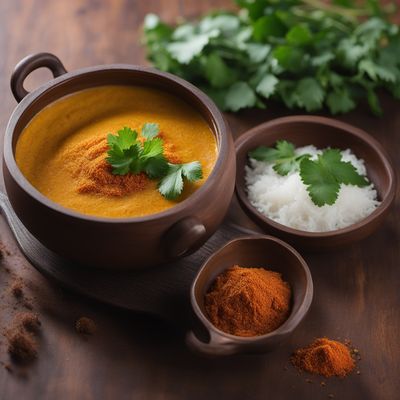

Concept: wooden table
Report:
left=0, top=1, right=399, bottom=399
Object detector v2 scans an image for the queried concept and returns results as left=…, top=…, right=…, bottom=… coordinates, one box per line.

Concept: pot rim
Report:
left=4, top=63, right=231, bottom=224
left=235, top=115, right=397, bottom=239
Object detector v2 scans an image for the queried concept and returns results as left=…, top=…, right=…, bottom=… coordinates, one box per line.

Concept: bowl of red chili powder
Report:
left=187, top=235, right=313, bottom=356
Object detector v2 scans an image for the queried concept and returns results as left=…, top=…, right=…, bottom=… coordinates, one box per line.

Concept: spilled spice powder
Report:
left=11, top=280, right=24, bottom=299
left=63, top=133, right=180, bottom=197
left=75, top=317, right=97, bottom=335
left=7, top=331, right=37, bottom=363
left=291, top=338, right=355, bottom=378
left=18, top=312, right=41, bottom=334
left=205, top=265, right=291, bottom=337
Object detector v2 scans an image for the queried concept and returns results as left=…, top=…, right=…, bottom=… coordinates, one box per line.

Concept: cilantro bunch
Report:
left=106, top=123, right=203, bottom=200
left=249, top=141, right=369, bottom=206
left=143, top=0, right=400, bottom=115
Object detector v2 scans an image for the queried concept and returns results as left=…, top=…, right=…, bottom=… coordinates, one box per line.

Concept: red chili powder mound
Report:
left=205, top=265, right=291, bottom=337
left=63, top=134, right=180, bottom=197
left=291, top=338, right=355, bottom=378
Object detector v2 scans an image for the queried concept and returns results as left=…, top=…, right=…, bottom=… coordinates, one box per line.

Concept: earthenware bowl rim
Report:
left=190, top=235, right=314, bottom=343
left=4, top=63, right=231, bottom=224
left=235, top=115, right=396, bottom=238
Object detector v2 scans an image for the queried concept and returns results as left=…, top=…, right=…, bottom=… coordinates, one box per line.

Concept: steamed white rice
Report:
left=245, top=145, right=380, bottom=232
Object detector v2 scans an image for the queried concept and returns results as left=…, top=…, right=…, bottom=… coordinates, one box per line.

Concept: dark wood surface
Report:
left=0, top=1, right=399, bottom=399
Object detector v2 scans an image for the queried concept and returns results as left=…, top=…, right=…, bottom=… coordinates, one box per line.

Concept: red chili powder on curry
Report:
left=205, top=265, right=291, bottom=337
left=291, top=338, right=355, bottom=378
left=63, top=133, right=180, bottom=197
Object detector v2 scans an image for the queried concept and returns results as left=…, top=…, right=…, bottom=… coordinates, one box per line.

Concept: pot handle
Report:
left=11, top=52, right=67, bottom=102
left=186, top=330, right=238, bottom=356
left=164, top=216, right=207, bottom=259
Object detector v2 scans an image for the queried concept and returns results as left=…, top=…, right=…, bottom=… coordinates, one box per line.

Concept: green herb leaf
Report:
left=144, top=154, right=169, bottom=178
left=249, top=141, right=369, bottom=206
left=300, top=149, right=369, bottom=206
left=204, top=53, right=237, bottom=88
left=286, top=25, right=312, bottom=46
left=107, top=127, right=138, bottom=150
left=107, top=144, right=141, bottom=175
left=144, top=1, right=400, bottom=117
left=141, top=123, right=160, bottom=140
left=158, top=161, right=203, bottom=200
left=256, top=74, right=279, bottom=99
left=326, top=89, right=356, bottom=114
left=141, top=137, right=164, bottom=159
left=249, top=140, right=310, bottom=176
left=295, top=78, right=325, bottom=112
left=225, top=82, right=257, bottom=112
left=106, top=124, right=203, bottom=199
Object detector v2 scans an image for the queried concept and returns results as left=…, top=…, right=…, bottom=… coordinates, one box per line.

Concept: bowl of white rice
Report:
left=235, top=116, right=396, bottom=250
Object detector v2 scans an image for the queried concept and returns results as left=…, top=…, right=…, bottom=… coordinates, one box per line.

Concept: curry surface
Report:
left=15, top=86, right=218, bottom=218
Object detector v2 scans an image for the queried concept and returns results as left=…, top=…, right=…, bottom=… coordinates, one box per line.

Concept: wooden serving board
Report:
left=0, top=191, right=262, bottom=325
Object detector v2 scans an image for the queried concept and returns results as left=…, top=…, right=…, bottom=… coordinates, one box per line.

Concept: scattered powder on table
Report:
left=205, top=265, right=291, bottom=337
left=63, top=133, right=180, bottom=197
left=7, top=331, right=37, bottom=363
left=18, top=312, right=41, bottom=334
left=11, top=280, right=24, bottom=299
left=291, top=338, right=355, bottom=378
left=75, top=317, right=97, bottom=335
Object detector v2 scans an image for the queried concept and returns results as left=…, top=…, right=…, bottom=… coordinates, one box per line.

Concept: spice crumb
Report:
left=23, top=301, right=34, bottom=310
left=75, top=317, right=96, bottom=335
left=11, top=281, right=24, bottom=299
left=328, top=395, right=335, bottom=399
left=4, top=364, right=13, bottom=373
left=18, top=313, right=41, bottom=334
left=320, top=381, right=326, bottom=387
left=7, top=332, right=37, bottom=363
left=305, top=378, right=313, bottom=384
left=356, top=370, right=361, bottom=375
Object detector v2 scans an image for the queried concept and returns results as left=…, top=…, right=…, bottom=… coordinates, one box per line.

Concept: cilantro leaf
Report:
left=141, top=137, right=164, bottom=159
left=300, top=149, right=369, bottom=206
left=249, top=140, right=309, bottom=176
left=107, top=127, right=138, bottom=150
left=326, top=89, right=356, bottom=114
left=106, top=124, right=203, bottom=199
left=181, top=161, right=203, bottom=181
left=144, top=154, right=169, bottom=178
left=158, top=162, right=203, bottom=200
left=256, top=74, right=279, bottom=99
left=225, top=82, right=257, bottom=112
left=250, top=141, right=370, bottom=206
left=204, top=53, right=237, bottom=88
left=167, top=31, right=218, bottom=64
left=295, top=78, right=325, bottom=112
left=253, top=15, right=286, bottom=42
left=141, top=123, right=160, bottom=140
left=286, top=25, right=312, bottom=46
left=107, top=144, right=141, bottom=175
left=144, top=1, right=400, bottom=117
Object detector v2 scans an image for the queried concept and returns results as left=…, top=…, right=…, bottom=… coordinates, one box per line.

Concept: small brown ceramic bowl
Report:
left=3, top=53, right=236, bottom=269
left=187, top=235, right=313, bottom=356
left=235, top=116, right=396, bottom=250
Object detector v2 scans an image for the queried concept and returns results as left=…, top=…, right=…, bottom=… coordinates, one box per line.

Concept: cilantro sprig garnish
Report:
left=249, top=141, right=369, bottom=206
left=144, top=1, right=400, bottom=116
left=106, top=124, right=203, bottom=200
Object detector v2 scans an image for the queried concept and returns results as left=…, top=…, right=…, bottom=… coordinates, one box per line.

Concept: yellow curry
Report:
left=16, top=86, right=217, bottom=218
